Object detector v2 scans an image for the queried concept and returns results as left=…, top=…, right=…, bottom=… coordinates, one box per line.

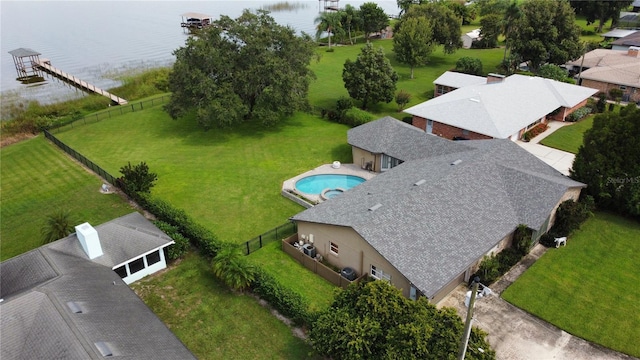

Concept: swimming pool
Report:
left=295, top=174, right=365, bottom=195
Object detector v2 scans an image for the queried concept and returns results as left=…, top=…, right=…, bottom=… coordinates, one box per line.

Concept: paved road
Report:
left=437, top=245, right=638, bottom=360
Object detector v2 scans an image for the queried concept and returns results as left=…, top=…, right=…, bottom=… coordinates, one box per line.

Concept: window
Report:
left=330, top=242, right=339, bottom=255
left=146, top=250, right=161, bottom=266
left=114, top=265, right=127, bottom=278
left=426, top=119, right=433, bottom=134
left=128, top=257, right=145, bottom=274
left=619, top=85, right=626, bottom=90
left=370, top=265, right=391, bottom=281
left=462, top=129, right=469, bottom=136
left=381, top=154, right=402, bottom=171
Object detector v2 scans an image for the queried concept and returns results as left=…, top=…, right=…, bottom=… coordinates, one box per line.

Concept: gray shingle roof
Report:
left=404, top=74, right=598, bottom=139
left=46, top=212, right=174, bottom=268
left=0, top=212, right=195, bottom=360
left=348, top=116, right=470, bottom=161
left=293, top=120, right=585, bottom=298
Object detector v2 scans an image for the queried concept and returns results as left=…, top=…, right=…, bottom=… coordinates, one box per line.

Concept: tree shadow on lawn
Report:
left=160, top=111, right=324, bottom=146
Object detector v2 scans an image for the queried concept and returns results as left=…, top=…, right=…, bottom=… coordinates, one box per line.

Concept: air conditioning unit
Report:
left=302, top=243, right=316, bottom=258
left=341, top=267, right=357, bottom=281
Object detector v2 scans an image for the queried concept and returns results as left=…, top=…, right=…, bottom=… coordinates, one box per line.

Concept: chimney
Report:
left=628, top=46, right=639, bottom=58
left=75, top=223, right=103, bottom=259
left=486, top=73, right=505, bottom=84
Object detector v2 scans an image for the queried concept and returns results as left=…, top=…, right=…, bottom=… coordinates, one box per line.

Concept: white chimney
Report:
left=75, top=223, right=103, bottom=259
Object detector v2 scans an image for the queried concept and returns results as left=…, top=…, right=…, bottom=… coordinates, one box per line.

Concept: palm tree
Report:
left=501, top=0, right=521, bottom=65
left=315, top=11, right=344, bottom=48
left=211, top=244, right=256, bottom=292
left=41, top=209, right=75, bottom=244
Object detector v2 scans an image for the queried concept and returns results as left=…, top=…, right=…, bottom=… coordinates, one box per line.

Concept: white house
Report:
left=461, top=28, right=481, bottom=49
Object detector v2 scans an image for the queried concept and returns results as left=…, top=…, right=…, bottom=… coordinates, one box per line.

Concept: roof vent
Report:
left=66, top=301, right=83, bottom=314
left=75, top=223, right=103, bottom=259
left=94, top=342, right=113, bottom=357
left=414, top=179, right=427, bottom=186
left=451, top=159, right=462, bottom=166
left=368, top=203, right=382, bottom=212
left=469, top=98, right=480, bottom=103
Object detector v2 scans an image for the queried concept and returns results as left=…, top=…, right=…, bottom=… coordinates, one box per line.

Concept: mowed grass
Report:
left=247, top=241, right=337, bottom=312
left=502, top=212, right=640, bottom=358
left=54, top=105, right=352, bottom=243
left=540, top=116, right=594, bottom=153
left=131, top=252, right=318, bottom=360
left=0, top=136, right=134, bottom=260
left=309, top=39, right=505, bottom=114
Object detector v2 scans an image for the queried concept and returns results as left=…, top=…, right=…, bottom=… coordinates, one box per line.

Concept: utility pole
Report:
left=458, top=276, right=480, bottom=360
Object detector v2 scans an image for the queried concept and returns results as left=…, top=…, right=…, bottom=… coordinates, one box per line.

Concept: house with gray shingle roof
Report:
left=406, top=73, right=597, bottom=141
left=291, top=118, right=585, bottom=303
left=0, top=212, right=194, bottom=359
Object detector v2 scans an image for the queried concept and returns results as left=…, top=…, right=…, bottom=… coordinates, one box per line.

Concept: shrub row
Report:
left=251, top=267, right=314, bottom=326
left=153, top=221, right=191, bottom=260
left=320, top=97, right=375, bottom=127
left=135, top=193, right=221, bottom=258
left=567, top=106, right=592, bottom=122
left=472, top=247, right=523, bottom=286
left=522, top=123, right=548, bottom=142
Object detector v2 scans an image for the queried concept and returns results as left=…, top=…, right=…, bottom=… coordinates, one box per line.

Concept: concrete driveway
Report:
left=516, top=121, right=575, bottom=176
left=437, top=245, right=638, bottom=360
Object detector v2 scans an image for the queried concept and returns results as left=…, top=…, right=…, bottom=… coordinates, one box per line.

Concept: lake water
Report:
left=0, top=1, right=399, bottom=109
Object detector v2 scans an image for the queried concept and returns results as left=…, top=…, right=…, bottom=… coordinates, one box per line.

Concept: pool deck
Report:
left=282, top=163, right=377, bottom=206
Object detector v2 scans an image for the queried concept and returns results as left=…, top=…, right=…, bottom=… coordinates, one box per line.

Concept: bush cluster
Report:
left=473, top=248, right=522, bottom=285
left=321, top=97, right=375, bottom=127
left=539, top=197, right=594, bottom=247
left=154, top=221, right=191, bottom=260
left=567, top=106, right=591, bottom=122
left=136, top=193, right=221, bottom=258
left=251, top=268, right=313, bottom=326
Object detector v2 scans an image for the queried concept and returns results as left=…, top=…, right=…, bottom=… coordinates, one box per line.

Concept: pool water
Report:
left=295, top=174, right=365, bottom=195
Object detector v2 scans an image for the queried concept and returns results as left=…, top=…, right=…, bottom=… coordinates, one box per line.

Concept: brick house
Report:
left=291, top=117, right=585, bottom=303
left=567, top=47, right=640, bottom=104
left=406, top=72, right=598, bottom=141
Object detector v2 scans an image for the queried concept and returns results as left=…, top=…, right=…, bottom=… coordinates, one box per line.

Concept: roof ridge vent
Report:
left=414, top=179, right=427, bottom=186
left=368, top=203, right=382, bottom=212
left=451, top=159, right=463, bottom=166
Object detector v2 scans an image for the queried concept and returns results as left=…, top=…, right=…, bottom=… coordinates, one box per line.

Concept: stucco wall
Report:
left=351, top=146, right=382, bottom=172
left=296, top=222, right=413, bottom=298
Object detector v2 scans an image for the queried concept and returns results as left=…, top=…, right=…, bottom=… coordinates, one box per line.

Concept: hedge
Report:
left=251, top=267, right=314, bottom=326
left=154, top=221, right=191, bottom=260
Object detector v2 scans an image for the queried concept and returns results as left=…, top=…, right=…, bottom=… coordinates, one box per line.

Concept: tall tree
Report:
left=509, top=0, right=582, bottom=73
left=570, top=1, right=633, bottom=33
left=343, top=43, right=398, bottom=110
left=359, top=2, right=389, bottom=40
left=501, top=0, right=521, bottom=64
left=401, top=2, right=462, bottom=54
left=397, top=0, right=424, bottom=16
left=571, top=106, right=640, bottom=218
left=315, top=11, right=344, bottom=48
left=342, top=4, right=362, bottom=45
left=392, top=16, right=434, bottom=79
left=309, top=280, right=495, bottom=360
left=165, top=10, right=316, bottom=129
left=479, top=13, right=502, bottom=48
left=446, top=0, right=477, bottom=25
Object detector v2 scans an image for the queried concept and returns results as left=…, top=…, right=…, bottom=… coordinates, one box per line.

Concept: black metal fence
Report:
left=50, top=95, right=170, bottom=133
left=44, top=130, right=118, bottom=185
left=241, top=221, right=298, bottom=255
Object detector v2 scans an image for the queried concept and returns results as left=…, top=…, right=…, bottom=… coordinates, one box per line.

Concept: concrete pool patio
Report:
left=281, top=163, right=376, bottom=207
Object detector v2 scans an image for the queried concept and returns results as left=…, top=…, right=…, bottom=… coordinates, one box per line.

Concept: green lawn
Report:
left=502, top=212, right=640, bottom=358
left=309, top=39, right=505, bottom=114
left=247, top=241, right=337, bottom=312
left=540, top=116, right=594, bottom=153
left=131, top=252, right=318, bottom=360
left=54, top=105, right=352, bottom=243
left=0, top=136, right=135, bottom=260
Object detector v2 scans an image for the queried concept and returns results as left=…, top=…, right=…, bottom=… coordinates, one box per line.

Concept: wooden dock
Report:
left=34, top=59, right=128, bottom=105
